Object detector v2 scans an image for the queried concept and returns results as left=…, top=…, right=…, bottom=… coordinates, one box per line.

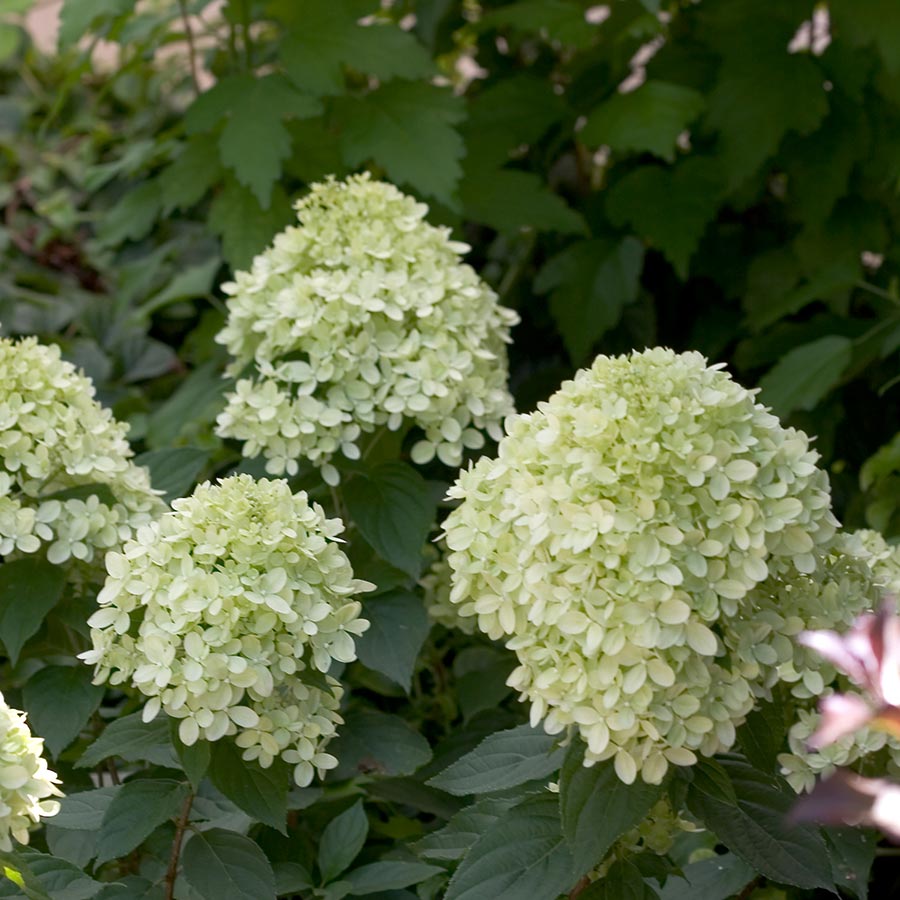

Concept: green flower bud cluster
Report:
left=81, top=475, right=373, bottom=786
left=0, top=692, right=61, bottom=851
left=0, top=334, right=164, bottom=568
left=215, top=174, right=518, bottom=485
left=443, top=348, right=839, bottom=784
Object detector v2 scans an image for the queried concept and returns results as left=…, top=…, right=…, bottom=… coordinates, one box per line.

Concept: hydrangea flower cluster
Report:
left=778, top=530, right=900, bottom=792
left=443, top=348, right=839, bottom=784
left=215, top=173, right=519, bottom=484
left=0, top=692, right=62, bottom=851
left=81, top=475, right=373, bottom=786
left=0, top=334, right=164, bottom=568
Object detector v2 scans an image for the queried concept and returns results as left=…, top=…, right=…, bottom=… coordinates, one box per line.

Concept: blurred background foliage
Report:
left=0, top=0, right=897, bottom=538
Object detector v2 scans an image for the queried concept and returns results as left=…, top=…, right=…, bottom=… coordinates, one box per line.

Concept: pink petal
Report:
left=808, top=694, right=874, bottom=750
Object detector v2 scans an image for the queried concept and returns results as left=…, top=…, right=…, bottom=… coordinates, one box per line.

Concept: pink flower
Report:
left=799, top=596, right=900, bottom=747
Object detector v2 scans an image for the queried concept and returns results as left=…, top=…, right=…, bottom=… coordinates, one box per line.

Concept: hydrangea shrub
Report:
left=0, top=334, right=164, bottom=569
left=81, top=475, right=372, bottom=786
left=0, top=693, right=61, bottom=852
left=215, top=174, right=519, bottom=484
left=442, top=348, right=843, bottom=784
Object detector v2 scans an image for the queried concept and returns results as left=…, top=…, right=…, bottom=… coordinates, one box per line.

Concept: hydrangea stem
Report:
left=164, top=790, right=194, bottom=900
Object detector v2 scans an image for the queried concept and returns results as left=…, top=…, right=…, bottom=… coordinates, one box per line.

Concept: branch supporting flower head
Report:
left=442, top=348, right=841, bottom=784
left=0, top=333, right=164, bottom=568
left=215, top=173, right=519, bottom=484
left=0, top=692, right=62, bottom=851
left=81, top=474, right=373, bottom=787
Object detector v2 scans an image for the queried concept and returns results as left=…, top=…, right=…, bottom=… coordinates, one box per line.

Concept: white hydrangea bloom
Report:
left=442, top=348, right=840, bottom=784
left=0, top=334, right=164, bottom=569
left=215, top=173, right=519, bottom=484
left=81, top=475, right=373, bottom=786
left=0, top=692, right=62, bottom=851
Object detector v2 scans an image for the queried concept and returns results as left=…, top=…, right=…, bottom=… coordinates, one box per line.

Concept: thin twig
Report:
left=176, top=0, right=201, bottom=96
left=106, top=757, right=120, bottom=786
left=736, top=876, right=762, bottom=900
left=164, top=790, right=194, bottom=900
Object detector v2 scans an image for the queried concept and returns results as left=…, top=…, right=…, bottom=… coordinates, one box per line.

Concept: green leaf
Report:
left=22, top=666, right=104, bottom=756
left=344, top=462, right=436, bottom=577
left=171, top=726, right=210, bottom=790
left=274, top=862, right=313, bottom=895
left=182, top=829, right=276, bottom=900
left=343, top=861, right=444, bottom=895
left=93, top=876, right=163, bottom=899
left=445, top=794, right=575, bottom=900
left=558, top=745, right=664, bottom=874
left=580, top=860, right=659, bottom=900
left=44, top=826, right=96, bottom=870
left=606, top=158, right=722, bottom=278
left=279, top=0, right=434, bottom=96
left=705, top=25, right=829, bottom=186
left=481, top=0, right=598, bottom=48
left=735, top=698, right=788, bottom=774
left=831, top=0, right=900, bottom=75
left=758, top=335, right=853, bottom=415
left=355, top=590, right=430, bottom=692
left=145, top=361, right=228, bottom=450
left=137, top=257, right=221, bottom=320
left=464, top=75, right=566, bottom=167
left=191, top=74, right=320, bottom=206
left=52, top=787, right=121, bottom=831
left=97, top=182, right=162, bottom=247
left=318, top=800, right=369, bottom=884
left=415, top=797, right=515, bottom=862
left=157, top=135, right=223, bottom=213
left=459, top=168, right=585, bottom=235
left=335, top=81, right=466, bottom=205
left=537, top=237, right=644, bottom=364
left=824, top=827, right=876, bottom=900
left=96, top=779, right=188, bottom=864
left=0, top=558, right=65, bottom=665
left=686, top=755, right=833, bottom=890
left=77, top=711, right=175, bottom=769
left=656, top=853, right=754, bottom=900
left=14, top=849, right=104, bottom=900
left=58, top=0, right=131, bottom=46
left=428, top=724, right=565, bottom=797
left=582, top=82, right=705, bottom=162
left=208, top=740, right=288, bottom=833
left=208, top=178, right=294, bottom=270
left=330, top=708, right=432, bottom=779
left=135, top=448, right=210, bottom=504
left=0, top=848, right=51, bottom=900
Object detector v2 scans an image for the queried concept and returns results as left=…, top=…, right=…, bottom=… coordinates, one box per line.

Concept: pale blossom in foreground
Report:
left=81, top=475, right=373, bottom=786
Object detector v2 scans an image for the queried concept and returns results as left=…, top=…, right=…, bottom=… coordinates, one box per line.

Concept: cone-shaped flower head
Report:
left=81, top=475, right=373, bottom=786
left=443, top=348, right=839, bottom=784
left=215, top=173, right=519, bottom=484
left=0, top=334, right=164, bottom=568
left=0, top=692, right=61, bottom=851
